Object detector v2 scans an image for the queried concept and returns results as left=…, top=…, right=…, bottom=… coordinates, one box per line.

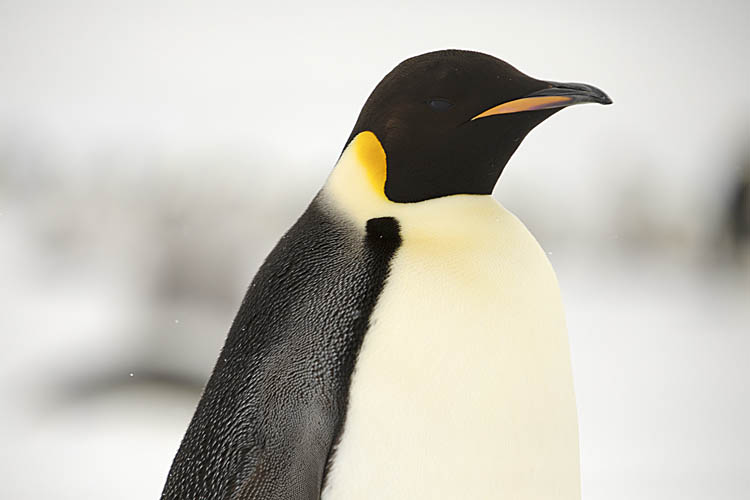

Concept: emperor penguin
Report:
left=161, top=49, right=611, bottom=500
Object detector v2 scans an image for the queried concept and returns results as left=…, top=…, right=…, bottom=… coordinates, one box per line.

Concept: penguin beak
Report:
left=471, top=82, right=612, bottom=120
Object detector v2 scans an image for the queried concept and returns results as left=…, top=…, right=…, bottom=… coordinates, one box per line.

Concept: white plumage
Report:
left=321, top=133, right=580, bottom=499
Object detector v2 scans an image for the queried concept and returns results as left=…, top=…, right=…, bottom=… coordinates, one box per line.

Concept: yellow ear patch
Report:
left=353, top=131, right=387, bottom=199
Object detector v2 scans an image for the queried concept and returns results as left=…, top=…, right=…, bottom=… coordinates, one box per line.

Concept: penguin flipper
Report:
left=161, top=196, right=400, bottom=499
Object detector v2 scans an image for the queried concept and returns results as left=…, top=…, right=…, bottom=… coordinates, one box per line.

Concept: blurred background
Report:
left=1, top=0, right=748, bottom=498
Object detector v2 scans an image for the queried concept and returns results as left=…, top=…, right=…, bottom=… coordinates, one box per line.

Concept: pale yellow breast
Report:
left=321, top=133, right=580, bottom=500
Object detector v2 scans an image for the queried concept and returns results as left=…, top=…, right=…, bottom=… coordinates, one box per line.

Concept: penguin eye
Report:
left=427, top=98, right=454, bottom=111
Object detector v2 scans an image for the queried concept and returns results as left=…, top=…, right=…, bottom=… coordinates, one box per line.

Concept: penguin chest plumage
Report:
left=322, top=196, right=580, bottom=500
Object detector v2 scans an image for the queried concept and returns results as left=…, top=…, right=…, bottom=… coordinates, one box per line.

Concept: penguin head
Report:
left=345, top=50, right=611, bottom=203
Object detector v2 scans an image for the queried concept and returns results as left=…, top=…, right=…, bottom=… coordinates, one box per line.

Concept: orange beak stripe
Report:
left=471, top=95, right=574, bottom=120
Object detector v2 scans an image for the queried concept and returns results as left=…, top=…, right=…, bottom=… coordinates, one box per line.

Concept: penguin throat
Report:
left=324, top=130, right=498, bottom=241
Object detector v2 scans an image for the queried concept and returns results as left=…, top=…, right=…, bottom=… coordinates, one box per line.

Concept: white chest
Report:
left=322, top=200, right=580, bottom=500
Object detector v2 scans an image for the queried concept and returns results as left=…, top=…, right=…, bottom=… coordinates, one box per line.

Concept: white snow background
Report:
left=1, top=1, right=748, bottom=498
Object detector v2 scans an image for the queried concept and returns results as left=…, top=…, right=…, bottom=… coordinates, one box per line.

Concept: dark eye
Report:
left=427, top=98, right=454, bottom=111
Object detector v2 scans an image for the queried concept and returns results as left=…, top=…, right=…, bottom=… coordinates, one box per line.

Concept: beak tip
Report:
left=531, top=81, right=613, bottom=107
left=584, top=85, right=612, bottom=106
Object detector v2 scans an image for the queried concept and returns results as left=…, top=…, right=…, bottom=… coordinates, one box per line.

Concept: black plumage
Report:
left=161, top=196, right=401, bottom=499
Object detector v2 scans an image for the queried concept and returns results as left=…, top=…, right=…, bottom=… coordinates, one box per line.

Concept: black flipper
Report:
left=161, top=194, right=401, bottom=500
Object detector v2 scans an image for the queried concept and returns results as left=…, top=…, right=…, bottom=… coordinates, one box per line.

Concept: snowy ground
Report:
left=561, top=250, right=749, bottom=500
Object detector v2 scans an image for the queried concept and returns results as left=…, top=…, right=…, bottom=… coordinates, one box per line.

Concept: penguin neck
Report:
left=324, top=131, right=506, bottom=242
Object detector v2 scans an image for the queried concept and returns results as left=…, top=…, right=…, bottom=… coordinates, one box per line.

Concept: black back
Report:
left=161, top=195, right=401, bottom=499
